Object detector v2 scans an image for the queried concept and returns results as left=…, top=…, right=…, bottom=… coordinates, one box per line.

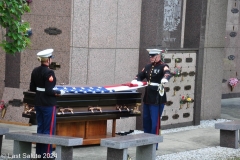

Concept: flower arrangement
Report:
left=228, top=78, right=239, bottom=91
left=0, top=101, right=8, bottom=118
left=172, top=67, right=182, bottom=77
left=179, top=95, right=194, bottom=109
left=172, top=67, right=182, bottom=82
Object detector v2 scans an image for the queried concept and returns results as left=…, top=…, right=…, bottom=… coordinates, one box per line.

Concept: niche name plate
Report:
left=183, top=113, right=190, bottom=118
left=174, top=86, right=181, bottom=91
left=172, top=114, right=179, bottom=119
left=181, top=72, right=188, bottom=77
left=189, top=71, right=195, bottom=76
left=231, top=8, right=239, bottom=13
left=186, top=58, right=193, bottom=63
left=230, top=32, right=237, bottom=37
left=184, top=85, right=191, bottom=90
left=228, top=55, right=235, bottom=60
left=166, top=101, right=173, bottom=106
left=9, top=99, right=23, bottom=107
left=44, top=27, right=62, bottom=35
left=164, top=58, right=171, bottom=63
left=165, top=87, right=170, bottom=92
left=161, top=116, right=168, bottom=121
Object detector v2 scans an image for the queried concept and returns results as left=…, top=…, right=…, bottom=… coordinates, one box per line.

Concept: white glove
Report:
left=131, top=80, right=138, bottom=84
left=131, top=80, right=143, bottom=86
left=161, top=78, right=168, bottom=84
left=60, top=90, right=65, bottom=95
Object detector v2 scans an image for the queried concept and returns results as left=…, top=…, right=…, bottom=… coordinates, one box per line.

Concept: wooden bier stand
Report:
left=55, top=115, right=118, bottom=145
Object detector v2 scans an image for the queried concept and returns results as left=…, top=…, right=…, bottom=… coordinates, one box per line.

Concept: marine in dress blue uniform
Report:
left=132, top=49, right=171, bottom=149
left=29, top=49, right=64, bottom=160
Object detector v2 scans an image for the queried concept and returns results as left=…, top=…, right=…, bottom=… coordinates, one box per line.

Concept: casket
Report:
left=22, top=85, right=142, bottom=145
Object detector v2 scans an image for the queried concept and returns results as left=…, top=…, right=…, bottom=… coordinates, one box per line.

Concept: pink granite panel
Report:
left=27, top=15, right=71, bottom=52
left=20, top=49, right=69, bottom=89
left=0, top=49, right=6, bottom=99
left=54, top=50, right=70, bottom=85
left=0, top=51, right=5, bottom=81
left=24, top=15, right=48, bottom=50
left=47, top=16, right=71, bottom=52
left=20, top=49, right=39, bottom=85
left=0, top=80, right=4, bottom=100
left=1, top=87, right=29, bottom=125
left=27, top=0, right=71, bottom=16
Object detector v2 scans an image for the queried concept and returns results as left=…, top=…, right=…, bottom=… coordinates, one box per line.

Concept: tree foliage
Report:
left=0, top=0, right=31, bottom=54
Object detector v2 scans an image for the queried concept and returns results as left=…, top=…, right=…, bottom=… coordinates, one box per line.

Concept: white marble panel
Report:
left=87, top=49, right=115, bottom=85
left=69, top=47, right=88, bottom=85
left=225, top=24, right=239, bottom=48
left=72, top=0, right=90, bottom=48
left=226, top=0, right=240, bottom=24
left=205, top=0, right=228, bottom=48
left=208, top=0, right=228, bottom=25
left=89, top=0, right=118, bottom=48
left=201, top=48, right=224, bottom=119
left=116, top=0, right=142, bottom=48
left=115, top=49, right=139, bottom=84
left=223, top=47, right=238, bottom=70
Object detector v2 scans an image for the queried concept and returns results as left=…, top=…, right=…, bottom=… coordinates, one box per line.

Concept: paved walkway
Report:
left=0, top=98, right=239, bottom=160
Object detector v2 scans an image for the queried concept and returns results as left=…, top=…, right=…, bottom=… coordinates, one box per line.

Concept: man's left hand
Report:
left=161, top=78, right=168, bottom=84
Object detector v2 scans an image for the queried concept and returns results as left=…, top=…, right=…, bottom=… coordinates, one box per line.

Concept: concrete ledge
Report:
left=5, top=132, right=83, bottom=160
left=215, top=121, right=240, bottom=149
left=101, top=133, right=163, bottom=149
left=5, top=132, right=83, bottom=146
left=101, top=133, right=163, bottom=160
left=0, top=127, right=9, bottom=155
left=215, top=121, right=240, bottom=130
left=0, top=127, right=9, bottom=135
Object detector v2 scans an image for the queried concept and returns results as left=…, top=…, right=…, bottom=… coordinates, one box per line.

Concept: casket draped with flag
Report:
left=22, top=81, right=146, bottom=145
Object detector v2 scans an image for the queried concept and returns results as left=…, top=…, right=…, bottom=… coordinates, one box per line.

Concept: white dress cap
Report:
left=37, top=49, right=54, bottom=58
left=146, top=49, right=163, bottom=55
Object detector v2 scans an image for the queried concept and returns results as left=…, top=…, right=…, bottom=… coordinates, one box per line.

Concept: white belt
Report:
left=148, top=82, right=160, bottom=86
left=37, top=87, right=45, bottom=91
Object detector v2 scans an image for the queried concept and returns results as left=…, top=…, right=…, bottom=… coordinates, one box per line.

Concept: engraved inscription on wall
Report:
left=163, top=0, right=182, bottom=32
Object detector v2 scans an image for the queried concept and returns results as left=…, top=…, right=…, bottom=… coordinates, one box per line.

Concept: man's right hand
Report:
left=131, top=80, right=144, bottom=86
left=131, top=80, right=138, bottom=84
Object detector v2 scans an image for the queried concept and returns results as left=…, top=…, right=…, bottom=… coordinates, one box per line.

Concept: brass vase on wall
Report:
left=1, top=108, right=6, bottom=118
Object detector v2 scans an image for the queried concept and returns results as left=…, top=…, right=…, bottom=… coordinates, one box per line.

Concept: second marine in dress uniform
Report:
left=29, top=49, right=64, bottom=160
left=132, top=49, right=171, bottom=149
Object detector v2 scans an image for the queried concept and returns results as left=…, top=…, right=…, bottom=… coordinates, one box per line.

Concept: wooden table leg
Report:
left=112, top=119, right=116, bottom=137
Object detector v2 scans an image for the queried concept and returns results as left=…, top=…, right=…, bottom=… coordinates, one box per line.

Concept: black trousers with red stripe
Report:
left=35, top=106, right=56, bottom=159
